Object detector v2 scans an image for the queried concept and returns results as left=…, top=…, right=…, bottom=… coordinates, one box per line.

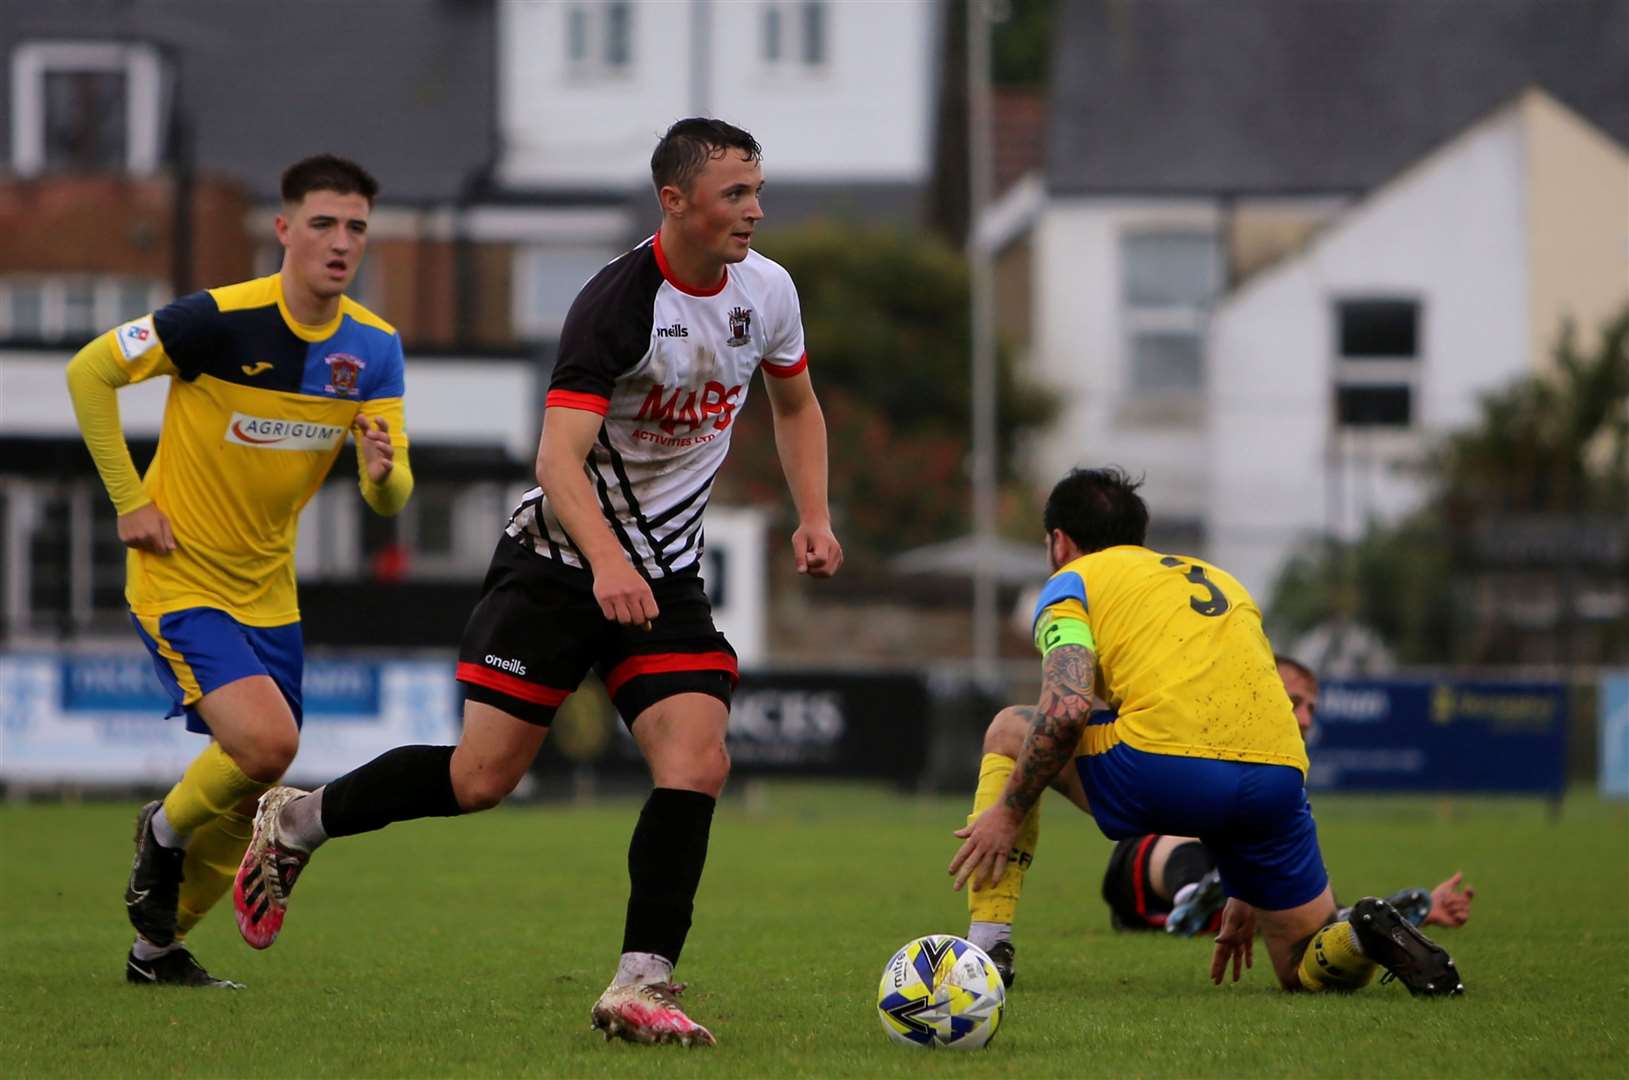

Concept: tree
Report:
left=716, top=224, right=1056, bottom=557
left=1269, top=305, right=1629, bottom=665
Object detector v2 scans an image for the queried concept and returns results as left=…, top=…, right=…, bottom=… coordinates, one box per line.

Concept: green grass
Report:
left=2, top=784, right=1626, bottom=1077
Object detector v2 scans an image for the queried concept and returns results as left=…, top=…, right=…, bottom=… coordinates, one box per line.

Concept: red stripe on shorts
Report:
left=455, top=662, right=572, bottom=707
left=603, top=651, right=740, bottom=698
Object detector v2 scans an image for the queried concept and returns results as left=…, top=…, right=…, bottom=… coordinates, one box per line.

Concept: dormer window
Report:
left=10, top=41, right=165, bottom=176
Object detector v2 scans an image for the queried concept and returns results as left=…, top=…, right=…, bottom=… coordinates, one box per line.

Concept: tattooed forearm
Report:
left=1004, top=645, right=1095, bottom=815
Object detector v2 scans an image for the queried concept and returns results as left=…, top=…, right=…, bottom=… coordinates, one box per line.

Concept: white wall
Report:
left=1029, top=199, right=1222, bottom=523
left=1207, top=107, right=1532, bottom=599
left=497, top=0, right=934, bottom=189
left=708, top=0, right=933, bottom=182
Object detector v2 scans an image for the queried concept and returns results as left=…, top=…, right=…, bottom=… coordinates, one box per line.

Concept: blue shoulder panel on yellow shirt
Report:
left=1032, top=571, right=1087, bottom=632
left=299, top=316, right=404, bottom=401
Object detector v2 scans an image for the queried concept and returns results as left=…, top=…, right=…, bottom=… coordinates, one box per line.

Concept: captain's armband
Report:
left=1035, top=613, right=1096, bottom=657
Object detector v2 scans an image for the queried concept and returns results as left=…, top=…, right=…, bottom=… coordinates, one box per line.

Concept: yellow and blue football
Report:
left=876, top=934, right=1005, bottom=1049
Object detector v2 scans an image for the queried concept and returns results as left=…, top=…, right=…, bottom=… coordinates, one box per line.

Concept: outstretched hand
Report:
left=1424, top=871, right=1475, bottom=928
left=1210, top=897, right=1256, bottom=985
left=355, top=415, right=395, bottom=484
left=791, top=521, right=843, bottom=578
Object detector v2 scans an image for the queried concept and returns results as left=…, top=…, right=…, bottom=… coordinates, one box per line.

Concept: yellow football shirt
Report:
left=1032, top=545, right=1307, bottom=773
left=107, top=275, right=409, bottom=626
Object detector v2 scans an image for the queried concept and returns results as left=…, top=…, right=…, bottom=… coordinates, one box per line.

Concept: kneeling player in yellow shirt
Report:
left=65, top=155, right=413, bottom=987
left=949, top=468, right=1462, bottom=997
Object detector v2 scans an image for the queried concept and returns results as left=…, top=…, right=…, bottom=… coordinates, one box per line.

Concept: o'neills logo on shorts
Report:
left=224, top=412, right=346, bottom=451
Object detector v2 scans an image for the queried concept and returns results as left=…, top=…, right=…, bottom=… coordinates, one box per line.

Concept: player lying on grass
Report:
left=228, top=119, right=842, bottom=1047
left=949, top=467, right=1463, bottom=996
left=67, top=155, right=411, bottom=989
left=1100, top=656, right=1475, bottom=938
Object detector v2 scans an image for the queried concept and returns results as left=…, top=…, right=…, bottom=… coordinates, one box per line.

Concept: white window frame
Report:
left=512, top=243, right=621, bottom=340
left=563, top=1, right=635, bottom=80
left=1332, top=295, right=1424, bottom=431
left=760, top=0, right=831, bottom=74
left=0, top=275, right=167, bottom=340
left=1120, top=228, right=1219, bottom=397
left=10, top=41, right=165, bottom=177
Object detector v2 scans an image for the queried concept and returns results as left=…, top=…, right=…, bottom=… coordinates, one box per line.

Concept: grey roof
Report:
left=1048, top=0, right=1629, bottom=195
left=1, top=0, right=496, bottom=203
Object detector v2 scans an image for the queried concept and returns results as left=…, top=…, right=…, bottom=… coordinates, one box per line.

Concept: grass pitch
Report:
left=2, top=783, right=1625, bottom=1078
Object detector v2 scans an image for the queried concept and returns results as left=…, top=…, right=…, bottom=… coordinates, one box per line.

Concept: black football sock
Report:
left=318, top=745, right=463, bottom=839
left=1160, top=840, right=1217, bottom=898
left=621, top=787, right=716, bottom=967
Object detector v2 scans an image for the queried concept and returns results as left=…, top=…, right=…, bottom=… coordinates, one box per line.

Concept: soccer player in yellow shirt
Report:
left=950, top=467, right=1462, bottom=997
left=65, top=155, right=412, bottom=987
left=1103, top=656, right=1475, bottom=938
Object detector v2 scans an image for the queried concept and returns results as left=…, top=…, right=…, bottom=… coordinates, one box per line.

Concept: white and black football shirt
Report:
left=506, top=232, right=808, bottom=577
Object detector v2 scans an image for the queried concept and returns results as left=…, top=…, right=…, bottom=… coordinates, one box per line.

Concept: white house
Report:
left=498, top=0, right=936, bottom=188
left=1021, top=0, right=1629, bottom=594
left=1207, top=91, right=1629, bottom=598
left=495, top=0, right=940, bottom=336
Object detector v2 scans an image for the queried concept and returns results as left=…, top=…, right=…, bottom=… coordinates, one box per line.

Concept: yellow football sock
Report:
left=967, top=753, right=1040, bottom=925
left=1297, top=920, right=1378, bottom=991
left=162, top=741, right=270, bottom=837
left=175, top=807, right=255, bottom=938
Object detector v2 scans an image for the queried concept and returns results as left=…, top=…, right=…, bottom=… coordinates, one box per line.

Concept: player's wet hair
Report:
left=651, top=118, right=762, bottom=195
left=281, top=154, right=379, bottom=206
left=1274, top=654, right=1318, bottom=685
left=1044, top=467, right=1149, bottom=554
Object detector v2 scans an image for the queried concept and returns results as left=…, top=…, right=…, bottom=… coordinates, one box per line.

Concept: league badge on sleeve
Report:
left=114, top=316, right=157, bottom=362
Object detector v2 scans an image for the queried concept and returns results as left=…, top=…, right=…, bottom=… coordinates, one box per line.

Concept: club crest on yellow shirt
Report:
left=323, top=353, right=366, bottom=397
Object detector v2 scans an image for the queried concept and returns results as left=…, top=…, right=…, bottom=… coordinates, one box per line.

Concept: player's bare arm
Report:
left=762, top=367, right=842, bottom=577
left=535, top=405, right=659, bottom=627
left=949, top=643, right=1097, bottom=891
left=1008, top=643, right=1096, bottom=812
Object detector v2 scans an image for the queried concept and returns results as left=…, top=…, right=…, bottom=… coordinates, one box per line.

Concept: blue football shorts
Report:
left=131, top=607, right=304, bottom=735
left=1076, top=733, right=1329, bottom=911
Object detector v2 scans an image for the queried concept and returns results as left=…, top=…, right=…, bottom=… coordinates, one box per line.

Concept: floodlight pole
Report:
left=968, top=0, right=999, bottom=677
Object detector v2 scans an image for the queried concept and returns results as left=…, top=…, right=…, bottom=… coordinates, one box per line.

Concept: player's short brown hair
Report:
left=650, top=118, right=761, bottom=194
left=281, top=154, right=379, bottom=205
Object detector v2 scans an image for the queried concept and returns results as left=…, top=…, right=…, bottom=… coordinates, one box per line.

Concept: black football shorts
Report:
left=455, top=536, right=738, bottom=726
left=1102, top=835, right=1167, bottom=931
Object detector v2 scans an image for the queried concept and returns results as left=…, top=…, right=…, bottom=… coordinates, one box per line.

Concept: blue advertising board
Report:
left=1307, top=679, right=1567, bottom=796
left=58, top=655, right=381, bottom=717
left=4, top=651, right=454, bottom=786
left=1602, top=673, right=1629, bottom=799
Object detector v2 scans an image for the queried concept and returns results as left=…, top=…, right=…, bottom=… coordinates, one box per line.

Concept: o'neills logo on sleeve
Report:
left=224, top=412, right=347, bottom=451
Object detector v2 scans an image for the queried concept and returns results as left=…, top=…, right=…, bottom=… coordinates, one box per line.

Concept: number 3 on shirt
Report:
left=1159, top=556, right=1230, bottom=617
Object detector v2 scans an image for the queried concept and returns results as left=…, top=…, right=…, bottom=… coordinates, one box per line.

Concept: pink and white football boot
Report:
left=232, top=785, right=310, bottom=949
left=590, top=981, right=717, bottom=1047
